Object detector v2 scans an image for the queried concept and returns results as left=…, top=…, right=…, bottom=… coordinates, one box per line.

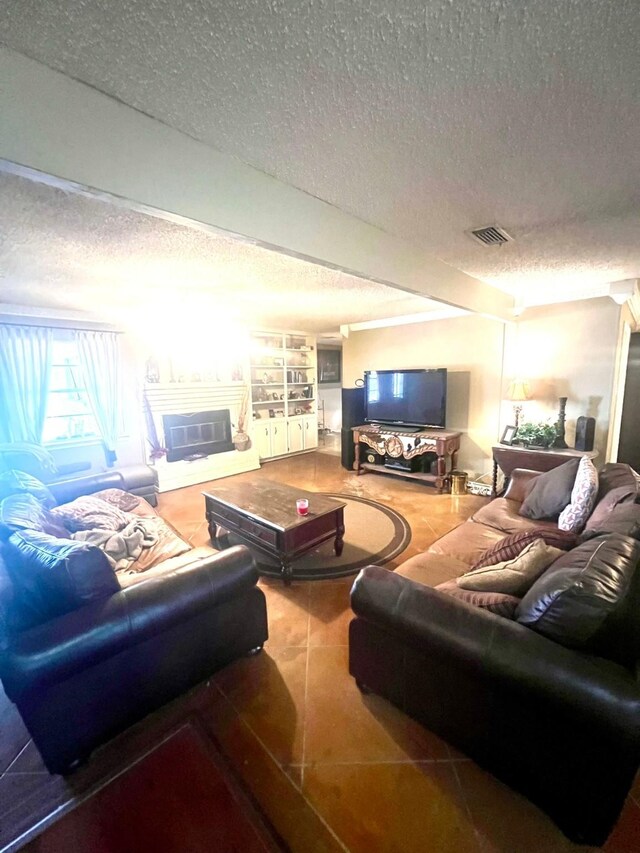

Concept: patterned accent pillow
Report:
left=435, top=580, right=520, bottom=619
left=471, top=528, right=577, bottom=571
left=558, top=457, right=599, bottom=533
left=457, top=539, right=564, bottom=597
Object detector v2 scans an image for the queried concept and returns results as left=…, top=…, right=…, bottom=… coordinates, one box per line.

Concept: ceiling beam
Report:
left=0, top=48, right=513, bottom=321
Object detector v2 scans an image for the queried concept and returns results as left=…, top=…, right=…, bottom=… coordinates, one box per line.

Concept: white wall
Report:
left=502, top=297, right=621, bottom=456
left=343, top=314, right=505, bottom=476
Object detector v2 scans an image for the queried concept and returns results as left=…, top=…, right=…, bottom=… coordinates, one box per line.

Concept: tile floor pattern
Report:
left=2, top=451, right=640, bottom=851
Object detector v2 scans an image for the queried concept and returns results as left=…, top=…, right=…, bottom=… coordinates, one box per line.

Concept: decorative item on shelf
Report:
left=506, top=378, right=531, bottom=430
left=268, top=409, right=275, bottom=418
left=553, top=396, right=569, bottom=448
left=145, top=357, right=160, bottom=383
left=515, top=421, right=557, bottom=449
left=500, top=424, right=517, bottom=445
left=232, top=387, right=252, bottom=452
left=273, top=357, right=284, bottom=367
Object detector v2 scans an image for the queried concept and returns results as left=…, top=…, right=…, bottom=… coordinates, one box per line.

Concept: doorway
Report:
left=617, top=332, right=640, bottom=470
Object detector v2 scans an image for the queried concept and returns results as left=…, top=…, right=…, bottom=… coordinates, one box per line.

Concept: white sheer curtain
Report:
left=0, top=324, right=52, bottom=443
left=75, top=330, right=121, bottom=466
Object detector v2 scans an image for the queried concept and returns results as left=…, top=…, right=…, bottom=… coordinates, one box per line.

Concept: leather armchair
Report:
left=350, top=565, right=640, bottom=846
left=0, top=545, right=268, bottom=774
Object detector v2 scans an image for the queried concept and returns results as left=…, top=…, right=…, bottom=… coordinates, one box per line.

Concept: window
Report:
left=42, top=338, right=99, bottom=443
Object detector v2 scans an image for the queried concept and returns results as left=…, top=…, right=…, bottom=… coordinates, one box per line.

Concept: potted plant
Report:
left=233, top=387, right=251, bottom=452
left=516, top=421, right=558, bottom=449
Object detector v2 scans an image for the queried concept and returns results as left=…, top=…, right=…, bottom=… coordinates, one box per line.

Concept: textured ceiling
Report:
left=0, top=173, right=440, bottom=331
left=1, top=0, right=639, bottom=298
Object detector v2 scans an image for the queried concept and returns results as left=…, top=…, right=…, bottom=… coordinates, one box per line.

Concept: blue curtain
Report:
left=75, top=330, right=120, bottom=467
left=0, top=324, right=52, bottom=443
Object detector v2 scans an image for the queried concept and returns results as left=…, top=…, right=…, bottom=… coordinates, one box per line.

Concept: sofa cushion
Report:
left=435, top=580, right=520, bottom=618
left=518, top=458, right=580, bottom=521
left=558, top=457, right=599, bottom=533
left=457, top=538, right=563, bottom=596
left=585, top=485, right=637, bottom=533
left=0, top=470, right=56, bottom=508
left=395, top=551, right=471, bottom=587
left=0, top=493, right=68, bottom=541
left=580, top=504, right=640, bottom=543
left=426, top=520, right=507, bottom=566
left=471, top=527, right=577, bottom=570
left=50, top=494, right=130, bottom=533
left=596, top=463, right=640, bottom=504
left=471, top=499, right=560, bottom=536
left=4, top=529, right=119, bottom=630
left=516, top=534, right=640, bottom=660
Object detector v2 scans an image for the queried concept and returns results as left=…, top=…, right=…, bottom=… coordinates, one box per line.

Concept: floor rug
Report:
left=22, top=724, right=282, bottom=852
left=248, top=493, right=411, bottom=580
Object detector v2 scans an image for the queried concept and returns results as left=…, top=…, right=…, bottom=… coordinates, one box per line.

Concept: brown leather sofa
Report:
left=0, top=479, right=268, bottom=775
left=349, top=464, right=640, bottom=846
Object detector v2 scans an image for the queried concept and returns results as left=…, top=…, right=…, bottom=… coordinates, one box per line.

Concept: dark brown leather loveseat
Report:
left=349, top=463, right=640, bottom=845
left=0, top=476, right=268, bottom=775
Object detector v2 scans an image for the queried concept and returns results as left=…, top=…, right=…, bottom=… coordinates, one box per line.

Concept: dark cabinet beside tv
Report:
left=352, top=425, right=461, bottom=492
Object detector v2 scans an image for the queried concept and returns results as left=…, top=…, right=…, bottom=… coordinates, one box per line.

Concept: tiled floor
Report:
left=2, top=451, right=640, bottom=851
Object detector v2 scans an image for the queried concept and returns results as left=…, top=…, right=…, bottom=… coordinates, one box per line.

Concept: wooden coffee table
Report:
left=203, top=480, right=346, bottom=583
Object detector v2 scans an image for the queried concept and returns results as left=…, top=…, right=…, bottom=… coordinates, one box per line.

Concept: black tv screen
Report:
left=364, top=368, right=447, bottom=429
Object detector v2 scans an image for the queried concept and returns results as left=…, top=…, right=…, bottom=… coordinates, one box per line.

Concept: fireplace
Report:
left=163, top=410, right=234, bottom=462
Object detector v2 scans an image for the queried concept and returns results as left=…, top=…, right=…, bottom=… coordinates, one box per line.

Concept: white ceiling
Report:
left=1, top=0, right=639, bottom=302
left=0, top=173, right=442, bottom=331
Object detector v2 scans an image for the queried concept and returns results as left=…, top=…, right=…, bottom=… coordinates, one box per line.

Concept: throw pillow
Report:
left=558, top=457, right=599, bottom=533
left=518, top=458, right=580, bottom=521
left=435, top=580, right=520, bottom=618
left=471, top=528, right=577, bottom=570
left=457, top=538, right=564, bottom=597
left=0, top=470, right=56, bottom=508
left=4, top=529, right=120, bottom=630
left=51, top=495, right=130, bottom=533
left=516, top=534, right=640, bottom=662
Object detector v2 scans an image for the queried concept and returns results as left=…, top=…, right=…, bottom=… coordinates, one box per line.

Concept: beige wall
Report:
left=502, top=297, right=621, bottom=456
left=343, top=297, right=622, bottom=476
left=343, top=315, right=505, bottom=476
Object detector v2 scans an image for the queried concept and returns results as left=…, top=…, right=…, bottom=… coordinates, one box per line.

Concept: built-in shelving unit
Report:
left=250, top=331, right=318, bottom=460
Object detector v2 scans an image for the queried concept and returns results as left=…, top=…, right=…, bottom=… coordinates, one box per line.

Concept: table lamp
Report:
left=506, top=379, right=531, bottom=429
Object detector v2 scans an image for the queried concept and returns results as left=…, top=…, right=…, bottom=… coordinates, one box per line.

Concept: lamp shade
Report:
left=506, top=379, right=531, bottom=402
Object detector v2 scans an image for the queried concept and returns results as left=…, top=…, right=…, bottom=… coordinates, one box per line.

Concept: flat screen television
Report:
left=364, top=368, right=447, bottom=429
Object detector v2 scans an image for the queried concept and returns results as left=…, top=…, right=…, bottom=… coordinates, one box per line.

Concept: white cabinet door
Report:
left=256, top=423, right=272, bottom=459
left=287, top=418, right=305, bottom=453
left=303, top=415, right=318, bottom=449
left=271, top=421, right=289, bottom=456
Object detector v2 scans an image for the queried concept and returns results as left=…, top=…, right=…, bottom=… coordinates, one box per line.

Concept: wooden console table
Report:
left=352, top=425, right=461, bottom=492
left=492, top=444, right=599, bottom=497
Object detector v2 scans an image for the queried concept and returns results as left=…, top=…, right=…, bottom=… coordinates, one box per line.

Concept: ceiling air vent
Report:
left=468, top=225, right=513, bottom=246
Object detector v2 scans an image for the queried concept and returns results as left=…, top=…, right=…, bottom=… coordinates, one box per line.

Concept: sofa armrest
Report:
left=503, top=468, right=541, bottom=503
left=0, top=545, right=258, bottom=697
left=351, top=566, right=640, bottom=735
